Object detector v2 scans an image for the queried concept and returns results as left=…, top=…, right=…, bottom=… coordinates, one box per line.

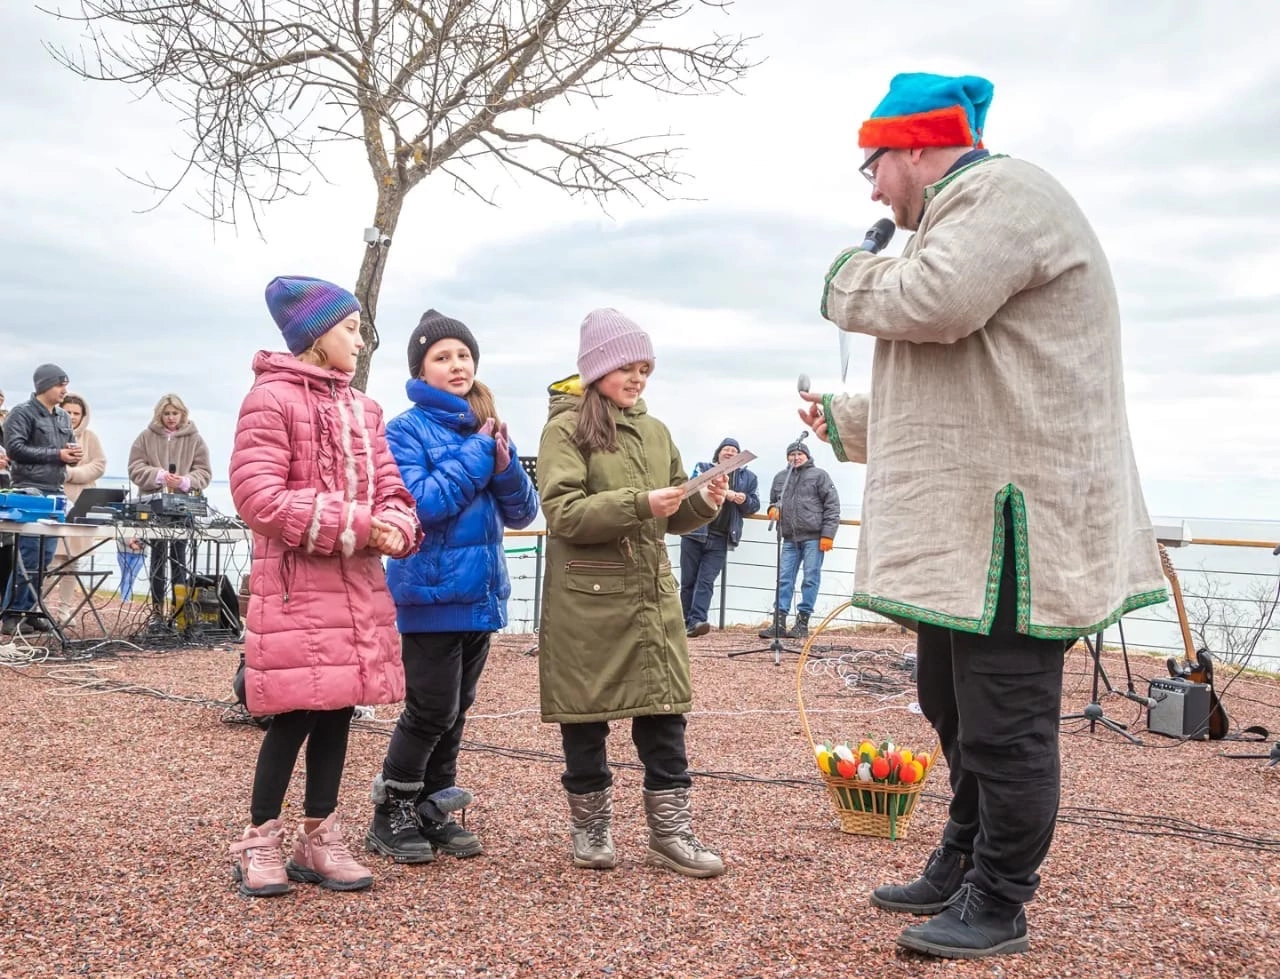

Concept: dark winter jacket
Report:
left=386, top=378, right=539, bottom=634
left=2, top=396, right=74, bottom=494
left=536, top=374, right=718, bottom=724
left=769, top=459, right=840, bottom=542
left=683, top=439, right=760, bottom=549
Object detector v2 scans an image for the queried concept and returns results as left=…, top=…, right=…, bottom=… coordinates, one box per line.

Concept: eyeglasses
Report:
left=859, top=147, right=890, bottom=186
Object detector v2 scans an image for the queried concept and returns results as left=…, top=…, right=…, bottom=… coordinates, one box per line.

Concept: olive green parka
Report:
left=536, top=376, right=717, bottom=724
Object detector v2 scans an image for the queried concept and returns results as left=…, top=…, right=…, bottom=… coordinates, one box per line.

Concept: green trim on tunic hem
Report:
left=847, top=588, right=1169, bottom=639
left=849, top=481, right=1169, bottom=638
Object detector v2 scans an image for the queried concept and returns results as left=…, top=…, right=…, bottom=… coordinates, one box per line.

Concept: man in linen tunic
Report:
left=804, top=72, right=1166, bottom=960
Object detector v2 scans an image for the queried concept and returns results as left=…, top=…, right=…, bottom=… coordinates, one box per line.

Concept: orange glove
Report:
left=819, top=537, right=834, bottom=552
left=767, top=506, right=780, bottom=522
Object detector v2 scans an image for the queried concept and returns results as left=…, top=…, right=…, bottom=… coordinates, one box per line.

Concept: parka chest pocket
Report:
left=564, top=560, right=627, bottom=595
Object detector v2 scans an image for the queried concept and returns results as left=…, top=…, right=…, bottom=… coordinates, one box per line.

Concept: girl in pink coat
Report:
left=227, top=276, right=421, bottom=898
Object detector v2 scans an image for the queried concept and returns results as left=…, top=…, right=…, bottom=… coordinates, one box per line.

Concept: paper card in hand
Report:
left=681, top=449, right=757, bottom=499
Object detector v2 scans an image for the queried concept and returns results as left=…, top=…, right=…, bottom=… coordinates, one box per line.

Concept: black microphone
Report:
left=860, top=218, right=896, bottom=254
left=1122, top=689, right=1159, bottom=710
left=1273, top=543, right=1280, bottom=556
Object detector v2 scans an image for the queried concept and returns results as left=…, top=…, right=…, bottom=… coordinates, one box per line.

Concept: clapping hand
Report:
left=797, top=391, right=830, bottom=444
left=493, top=421, right=511, bottom=472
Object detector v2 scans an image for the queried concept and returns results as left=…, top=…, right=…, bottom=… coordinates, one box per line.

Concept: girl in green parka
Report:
left=536, top=308, right=729, bottom=878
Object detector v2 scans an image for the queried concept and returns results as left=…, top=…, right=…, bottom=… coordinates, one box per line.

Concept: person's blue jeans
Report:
left=5, top=535, right=58, bottom=613
left=679, top=534, right=728, bottom=628
left=776, top=538, right=824, bottom=617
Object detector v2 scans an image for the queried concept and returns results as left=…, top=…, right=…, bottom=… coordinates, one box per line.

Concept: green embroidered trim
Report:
left=819, top=247, right=861, bottom=320
left=821, top=394, right=848, bottom=463
left=849, top=481, right=1170, bottom=638
left=924, top=153, right=1008, bottom=200
left=1008, top=487, right=1031, bottom=632
left=1020, top=588, right=1169, bottom=640
left=849, top=593, right=985, bottom=634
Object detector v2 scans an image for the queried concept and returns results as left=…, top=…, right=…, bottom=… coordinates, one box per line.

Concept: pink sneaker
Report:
left=287, top=813, right=374, bottom=891
left=229, top=819, right=292, bottom=897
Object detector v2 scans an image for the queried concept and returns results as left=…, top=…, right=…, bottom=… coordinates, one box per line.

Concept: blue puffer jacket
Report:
left=386, top=379, right=539, bottom=633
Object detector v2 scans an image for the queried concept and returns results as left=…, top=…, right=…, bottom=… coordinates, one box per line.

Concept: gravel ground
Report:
left=1, top=627, right=1278, bottom=978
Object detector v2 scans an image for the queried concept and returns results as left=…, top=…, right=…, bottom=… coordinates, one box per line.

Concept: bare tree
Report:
left=1180, top=571, right=1280, bottom=666
left=41, top=0, right=756, bottom=388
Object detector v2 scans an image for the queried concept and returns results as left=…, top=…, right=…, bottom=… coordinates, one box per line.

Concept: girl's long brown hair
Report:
left=571, top=384, right=618, bottom=454
left=466, top=379, right=499, bottom=431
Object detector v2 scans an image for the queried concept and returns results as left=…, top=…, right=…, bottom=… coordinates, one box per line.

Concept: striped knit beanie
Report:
left=576, top=308, right=655, bottom=386
left=265, top=276, right=362, bottom=355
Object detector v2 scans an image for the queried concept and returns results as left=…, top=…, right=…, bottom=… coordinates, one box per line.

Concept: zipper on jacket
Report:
left=281, top=551, right=296, bottom=603
left=564, top=560, right=626, bottom=573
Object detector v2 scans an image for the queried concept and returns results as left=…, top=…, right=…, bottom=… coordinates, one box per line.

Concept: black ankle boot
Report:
left=758, top=611, right=788, bottom=639
left=870, top=846, right=970, bottom=914
left=895, top=883, right=1029, bottom=959
left=792, top=612, right=810, bottom=638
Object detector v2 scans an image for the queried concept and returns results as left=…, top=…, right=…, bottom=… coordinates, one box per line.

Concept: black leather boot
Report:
left=870, top=845, right=970, bottom=914
left=791, top=612, right=810, bottom=638
left=895, top=883, right=1029, bottom=959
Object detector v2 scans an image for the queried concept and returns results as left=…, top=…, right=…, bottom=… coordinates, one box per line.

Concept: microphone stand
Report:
left=1060, top=623, right=1143, bottom=745
left=728, top=439, right=807, bottom=666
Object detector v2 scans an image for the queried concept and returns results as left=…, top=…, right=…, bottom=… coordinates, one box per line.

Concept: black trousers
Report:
left=560, top=713, right=691, bottom=795
left=382, top=631, right=490, bottom=794
left=249, top=707, right=354, bottom=825
left=915, top=504, right=1071, bottom=906
left=149, top=540, right=189, bottom=605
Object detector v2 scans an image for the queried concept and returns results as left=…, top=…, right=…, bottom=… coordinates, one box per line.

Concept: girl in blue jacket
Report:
left=366, top=310, right=539, bottom=864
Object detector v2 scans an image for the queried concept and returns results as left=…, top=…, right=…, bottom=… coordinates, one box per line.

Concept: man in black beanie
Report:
left=759, top=440, right=840, bottom=639
left=2, top=363, right=81, bottom=634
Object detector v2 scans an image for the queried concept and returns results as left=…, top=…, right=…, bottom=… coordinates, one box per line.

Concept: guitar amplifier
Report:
left=1147, top=677, right=1210, bottom=740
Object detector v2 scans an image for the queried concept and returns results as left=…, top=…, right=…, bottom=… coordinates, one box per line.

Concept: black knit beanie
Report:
left=786, top=440, right=811, bottom=461
left=407, top=309, right=480, bottom=377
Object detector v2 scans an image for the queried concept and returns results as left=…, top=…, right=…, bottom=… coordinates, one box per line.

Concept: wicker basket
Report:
left=795, top=601, right=933, bottom=841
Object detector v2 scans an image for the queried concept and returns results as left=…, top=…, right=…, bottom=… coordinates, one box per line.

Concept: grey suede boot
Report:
left=642, top=787, right=725, bottom=878
left=365, top=775, right=435, bottom=864
left=566, top=787, right=615, bottom=870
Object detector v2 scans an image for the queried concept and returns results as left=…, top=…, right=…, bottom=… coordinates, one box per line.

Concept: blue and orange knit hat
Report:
left=858, top=73, right=994, bottom=150
left=265, top=275, right=362, bottom=355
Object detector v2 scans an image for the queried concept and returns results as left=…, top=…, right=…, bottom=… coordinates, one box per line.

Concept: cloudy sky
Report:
left=2, top=1, right=1278, bottom=523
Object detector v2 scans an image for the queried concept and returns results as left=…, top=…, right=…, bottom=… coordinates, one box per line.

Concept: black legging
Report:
left=249, top=707, right=354, bottom=825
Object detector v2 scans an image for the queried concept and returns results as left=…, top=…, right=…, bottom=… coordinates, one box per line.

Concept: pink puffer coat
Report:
left=230, top=351, right=421, bottom=715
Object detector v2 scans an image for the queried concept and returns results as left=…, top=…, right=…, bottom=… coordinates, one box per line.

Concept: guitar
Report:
left=1158, top=543, right=1230, bottom=740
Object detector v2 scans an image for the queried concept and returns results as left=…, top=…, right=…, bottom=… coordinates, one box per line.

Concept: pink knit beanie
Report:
left=576, top=308, right=655, bottom=385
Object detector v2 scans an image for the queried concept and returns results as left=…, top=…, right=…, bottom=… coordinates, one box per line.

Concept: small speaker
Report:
left=1147, top=677, right=1210, bottom=740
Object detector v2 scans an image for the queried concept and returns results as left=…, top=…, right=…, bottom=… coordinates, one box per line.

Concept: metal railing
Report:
left=499, top=515, right=1280, bottom=672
